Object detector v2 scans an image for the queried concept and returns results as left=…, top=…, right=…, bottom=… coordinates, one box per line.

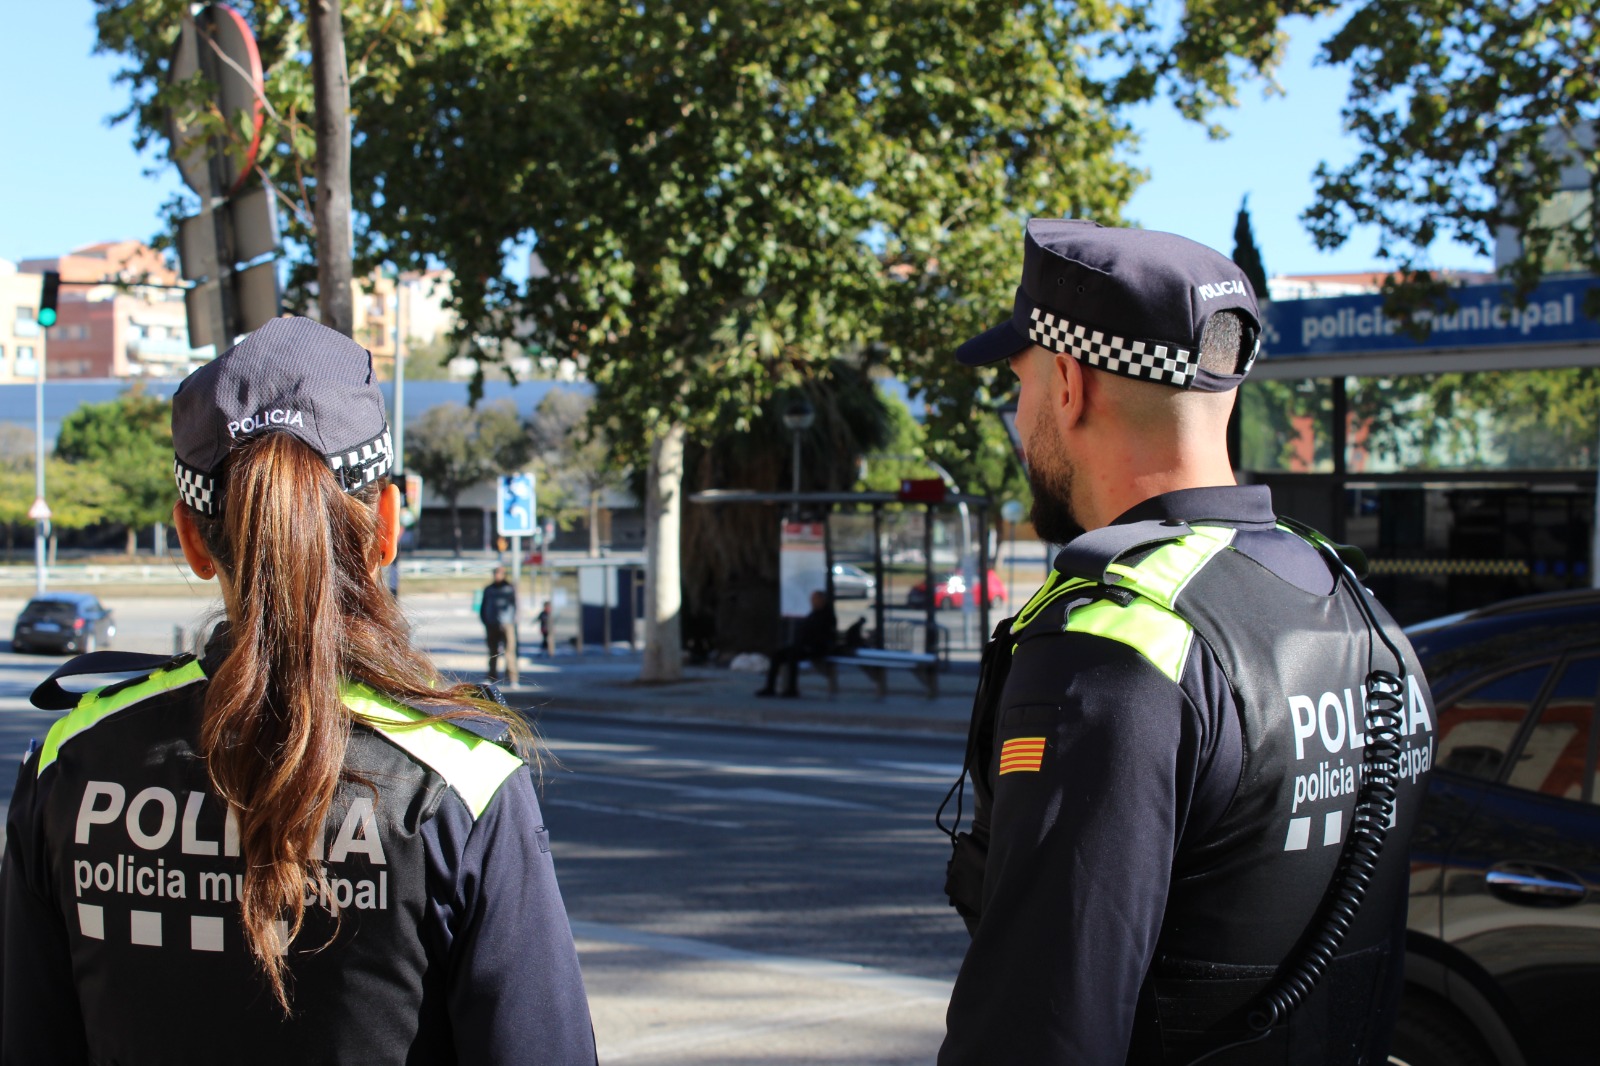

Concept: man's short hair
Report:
left=1198, top=311, right=1247, bottom=377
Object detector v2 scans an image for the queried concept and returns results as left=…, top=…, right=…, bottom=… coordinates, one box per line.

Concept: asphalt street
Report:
left=0, top=588, right=972, bottom=1063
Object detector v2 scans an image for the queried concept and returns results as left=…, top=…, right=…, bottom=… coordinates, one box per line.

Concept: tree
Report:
left=94, top=0, right=446, bottom=312
left=680, top=361, right=892, bottom=654
left=1232, top=194, right=1270, bottom=302
left=404, top=400, right=535, bottom=555
left=354, top=0, right=1301, bottom=680
left=308, top=0, right=355, bottom=333
left=101, top=0, right=1322, bottom=680
left=527, top=389, right=629, bottom=556
left=54, top=390, right=175, bottom=556
left=1303, top=1, right=1599, bottom=313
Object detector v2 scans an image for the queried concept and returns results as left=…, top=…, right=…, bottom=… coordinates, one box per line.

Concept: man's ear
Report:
left=1053, top=351, right=1088, bottom=432
left=172, top=502, right=216, bottom=580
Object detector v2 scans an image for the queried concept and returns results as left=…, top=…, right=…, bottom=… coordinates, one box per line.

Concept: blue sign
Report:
left=496, top=473, right=536, bottom=537
left=1263, top=275, right=1600, bottom=360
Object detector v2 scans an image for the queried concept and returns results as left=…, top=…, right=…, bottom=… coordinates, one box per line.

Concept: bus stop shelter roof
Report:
left=689, top=489, right=992, bottom=508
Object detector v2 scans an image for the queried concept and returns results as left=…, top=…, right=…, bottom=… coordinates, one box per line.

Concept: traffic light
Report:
left=37, top=271, right=60, bottom=329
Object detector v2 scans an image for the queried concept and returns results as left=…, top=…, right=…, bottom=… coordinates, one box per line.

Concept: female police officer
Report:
left=1, top=317, right=596, bottom=1064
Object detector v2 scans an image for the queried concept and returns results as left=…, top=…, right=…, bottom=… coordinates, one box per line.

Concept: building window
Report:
left=14, top=306, right=38, bottom=337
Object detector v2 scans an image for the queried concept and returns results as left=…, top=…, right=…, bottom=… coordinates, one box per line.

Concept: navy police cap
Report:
left=956, top=219, right=1262, bottom=392
left=172, top=316, right=393, bottom=515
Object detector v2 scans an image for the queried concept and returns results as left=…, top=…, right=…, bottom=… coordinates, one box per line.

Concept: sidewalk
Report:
left=430, top=644, right=976, bottom=738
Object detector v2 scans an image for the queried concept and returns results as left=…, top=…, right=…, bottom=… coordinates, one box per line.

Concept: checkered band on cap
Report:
left=328, top=429, right=394, bottom=492
left=175, top=459, right=218, bottom=516
left=1027, top=307, right=1198, bottom=387
left=173, top=428, right=394, bottom=515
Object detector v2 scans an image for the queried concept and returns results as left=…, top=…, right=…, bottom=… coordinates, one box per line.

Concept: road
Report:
left=543, top=714, right=967, bottom=1063
left=0, top=591, right=971, bottom=1064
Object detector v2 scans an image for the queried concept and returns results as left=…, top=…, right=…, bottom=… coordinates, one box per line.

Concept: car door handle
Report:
left=1485, top=862, right=1587, bottom=906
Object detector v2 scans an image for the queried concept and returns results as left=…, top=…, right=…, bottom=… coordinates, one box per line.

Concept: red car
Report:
left=906, top=569, right=1007, bottom=609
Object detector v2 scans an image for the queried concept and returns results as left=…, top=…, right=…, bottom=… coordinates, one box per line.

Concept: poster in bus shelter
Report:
left=779, top=521, right=828, bottom=618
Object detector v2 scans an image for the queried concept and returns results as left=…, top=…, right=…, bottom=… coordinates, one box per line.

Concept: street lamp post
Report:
left=1001, top=499, right=1024, bottom=609
left=782, top=398, right=815, bottom=509
left=32, top=324, right=49, bottom=595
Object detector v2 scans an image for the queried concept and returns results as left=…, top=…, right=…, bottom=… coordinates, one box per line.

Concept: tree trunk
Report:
left=640, top=423, right=685, bottom=682
left=125, top=526, right=138, bottom=557
left=588, top=488, right=601, bottom=557
left=447, top=494, right=463, bottom=557
left=309, top=0, right=354, bottom=336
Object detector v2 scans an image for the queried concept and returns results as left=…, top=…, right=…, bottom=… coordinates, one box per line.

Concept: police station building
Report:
left=1244, top=274, right=1600, bottom=624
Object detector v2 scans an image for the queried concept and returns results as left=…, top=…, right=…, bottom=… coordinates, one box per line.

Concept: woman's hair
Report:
left=187, top=431, right=528, bottom=1010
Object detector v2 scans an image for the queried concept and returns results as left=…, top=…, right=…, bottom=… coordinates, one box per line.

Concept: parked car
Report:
left=906, top=569, right=1007, bottom=609
left=11, top=592, right=116, bottom=655
left=1390, top=589, right=1600, bottom=1066
left=830, top=562, right=877, bottom=600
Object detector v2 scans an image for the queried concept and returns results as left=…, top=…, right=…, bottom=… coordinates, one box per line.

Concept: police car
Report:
left=1392, top=589, right=1600, bottom=1066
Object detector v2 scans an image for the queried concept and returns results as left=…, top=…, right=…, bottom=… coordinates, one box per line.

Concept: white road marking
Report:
left=571, top=920, right=953, bottom=1002
left=544, top=797, right=745, bottom=830
left=560, top=770, right=882, bottom=811
left=596, top=996, right=927, bottom=1062
left=860, top=759, right=966, bottom=777
left=551, top=751, right=953, bottom=794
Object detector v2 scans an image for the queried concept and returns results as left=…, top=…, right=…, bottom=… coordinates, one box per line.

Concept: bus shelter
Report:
left=689, top=485, right=994, bottom=661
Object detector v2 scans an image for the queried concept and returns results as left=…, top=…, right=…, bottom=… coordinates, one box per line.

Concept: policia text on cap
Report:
left=938, top=220, right=1434, bottom=1065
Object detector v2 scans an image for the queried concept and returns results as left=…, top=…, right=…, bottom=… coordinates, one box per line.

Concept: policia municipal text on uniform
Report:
left=0, top=319, right=596, bottom=1065
left=939, top=221, right=1434, bottom=1065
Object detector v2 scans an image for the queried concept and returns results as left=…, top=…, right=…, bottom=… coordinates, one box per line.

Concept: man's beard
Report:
left=1026, top=414, right=1083, bottom=545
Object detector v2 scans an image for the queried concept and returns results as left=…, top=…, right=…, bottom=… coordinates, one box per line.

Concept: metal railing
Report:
left=0, top=554, right=648, bottom=587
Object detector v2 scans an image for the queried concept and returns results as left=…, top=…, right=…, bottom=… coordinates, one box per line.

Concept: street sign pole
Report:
left=32, top=323, right=48, bottom=595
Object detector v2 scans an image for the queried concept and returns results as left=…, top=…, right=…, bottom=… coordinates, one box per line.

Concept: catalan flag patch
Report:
left=998, top=736, right=1047, bottom=775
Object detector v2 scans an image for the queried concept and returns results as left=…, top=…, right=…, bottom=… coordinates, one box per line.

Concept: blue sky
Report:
left=0, top=5, right=1491, bottom=277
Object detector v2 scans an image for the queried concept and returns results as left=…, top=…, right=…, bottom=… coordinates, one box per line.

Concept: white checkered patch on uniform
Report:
left=1028, top=307, right=1199, bottom=388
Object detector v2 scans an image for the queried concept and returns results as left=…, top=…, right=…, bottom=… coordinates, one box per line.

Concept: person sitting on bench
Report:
left=757, top=589, right=837, bottom=698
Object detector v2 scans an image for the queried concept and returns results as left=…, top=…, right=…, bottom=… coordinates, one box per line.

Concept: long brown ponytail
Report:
left=189, top=431, right=526, bottom=1009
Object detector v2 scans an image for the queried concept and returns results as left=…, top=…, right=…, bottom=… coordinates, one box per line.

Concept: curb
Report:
left=502, top=689, right=971, bottom=740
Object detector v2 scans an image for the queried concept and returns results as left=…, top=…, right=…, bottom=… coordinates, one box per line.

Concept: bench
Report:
left=814, top=648, right=941, bottom=700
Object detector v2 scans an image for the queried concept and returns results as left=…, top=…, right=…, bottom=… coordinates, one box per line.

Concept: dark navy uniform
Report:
left=0, top=639, right=596, bottom=1066
left=941, top=485, right=1435, bottom=1065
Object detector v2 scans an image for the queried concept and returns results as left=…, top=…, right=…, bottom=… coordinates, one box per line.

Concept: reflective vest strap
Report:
left=1011, top=572, right=1097, bottom=636
left=1064, top=597, right=1195, bottom=684
left=342, top=684, right=523, bottom=819
left=37, top=659, right=208, bottom=775
left=1104, top=525, right=1238, bottom=612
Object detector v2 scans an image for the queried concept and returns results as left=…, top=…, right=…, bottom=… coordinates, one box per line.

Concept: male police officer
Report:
left=940, top=220, right=1434, bottom=1064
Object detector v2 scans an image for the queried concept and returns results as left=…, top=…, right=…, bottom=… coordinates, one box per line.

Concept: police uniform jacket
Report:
left=0, top=636, right=596, bottom=1066
left=940, top=485, right=1436, bottom=1065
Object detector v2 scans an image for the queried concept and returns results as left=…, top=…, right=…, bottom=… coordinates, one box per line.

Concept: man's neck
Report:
left=1081, top=456, right=1236, bottom=530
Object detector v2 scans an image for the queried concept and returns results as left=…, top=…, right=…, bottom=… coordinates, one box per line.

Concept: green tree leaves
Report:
left=404, top=399, right=535, bottom=554
left=1304, top=1, right=1599, bottom=307
left=54, top=390, right=175, bottom=554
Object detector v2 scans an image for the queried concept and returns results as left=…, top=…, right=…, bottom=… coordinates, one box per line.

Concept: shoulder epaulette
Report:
left=341, top=683, right=523, bottom=819
left=1015, top=523, right=1242, bottom=684
left=36, top=657, right=207, bottom=775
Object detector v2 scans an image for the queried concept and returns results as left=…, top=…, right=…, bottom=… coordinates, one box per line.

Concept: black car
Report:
left=11, top=592, right=116, bottom=655
left=1390, top=589, right=1600, bottom=1066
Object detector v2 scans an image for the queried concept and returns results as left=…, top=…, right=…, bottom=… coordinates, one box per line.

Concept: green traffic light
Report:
left=38, top=309, right=56, bottom=328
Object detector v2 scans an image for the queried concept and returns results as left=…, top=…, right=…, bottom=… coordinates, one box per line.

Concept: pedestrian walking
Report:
left=939, top=221, right=1435, bottom=1064
left=480, top=566, right=518, bottom=681
left=1, top=317, right=595, bottom=1065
